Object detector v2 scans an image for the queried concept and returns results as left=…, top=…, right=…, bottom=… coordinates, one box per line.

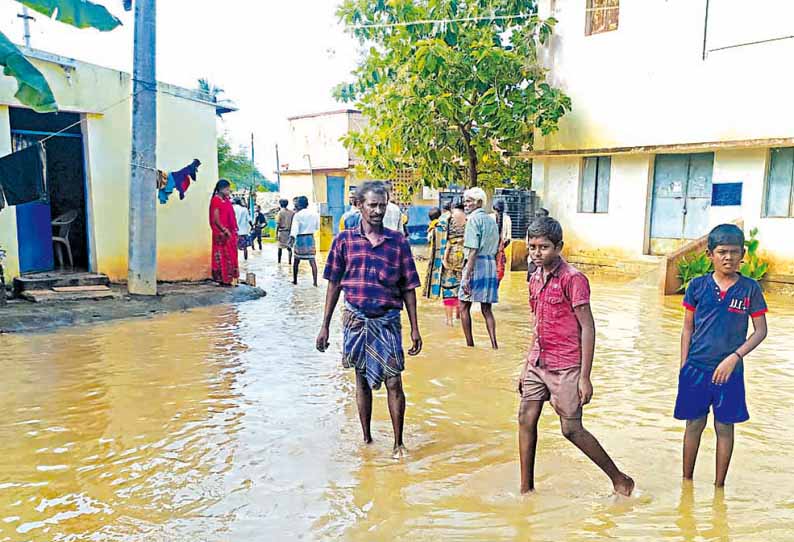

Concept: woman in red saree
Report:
left=209, top=179, right=239, bottom=286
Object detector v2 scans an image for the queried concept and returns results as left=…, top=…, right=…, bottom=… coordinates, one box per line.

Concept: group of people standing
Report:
left=423, top=188, right=514, bottom=349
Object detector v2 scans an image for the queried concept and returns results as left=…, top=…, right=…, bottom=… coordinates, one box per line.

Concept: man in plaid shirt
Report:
left=317, top=181, right=422, bottom=459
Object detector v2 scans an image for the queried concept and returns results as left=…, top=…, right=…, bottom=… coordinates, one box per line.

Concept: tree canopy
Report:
left=335, top=0, right=570, bottom=187
left=218, top=133, right=277, bottom=192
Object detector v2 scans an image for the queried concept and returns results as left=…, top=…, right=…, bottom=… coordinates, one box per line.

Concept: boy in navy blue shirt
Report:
left=675, top=224, right=768, bottom=487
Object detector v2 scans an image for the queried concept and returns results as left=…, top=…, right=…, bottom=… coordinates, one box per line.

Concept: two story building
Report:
left=528, top=0, right=794, bottom=287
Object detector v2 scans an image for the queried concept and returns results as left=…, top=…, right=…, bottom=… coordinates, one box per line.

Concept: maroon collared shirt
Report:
left=324, top=225, right=421, bottom=316
left=528, top=258, right=591, bottom=370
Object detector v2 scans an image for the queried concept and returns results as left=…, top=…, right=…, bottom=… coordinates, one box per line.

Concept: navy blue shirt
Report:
left=683, top=273, right=767, bottom=371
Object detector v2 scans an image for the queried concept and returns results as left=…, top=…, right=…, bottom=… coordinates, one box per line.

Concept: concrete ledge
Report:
left=0, top=281, right=266, bottom=334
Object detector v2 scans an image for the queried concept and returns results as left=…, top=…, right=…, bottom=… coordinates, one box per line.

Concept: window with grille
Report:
left=579, top=156, right=611, bottom=213
left=586, top=0, right=619, bottom=36
left=764, top=147, right=794, bottom=217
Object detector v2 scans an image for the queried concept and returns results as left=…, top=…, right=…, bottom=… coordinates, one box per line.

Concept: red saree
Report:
left=210, top=195, right=239, bottom=285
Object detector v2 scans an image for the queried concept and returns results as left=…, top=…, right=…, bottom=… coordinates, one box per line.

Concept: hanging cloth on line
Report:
left=157, top=159, right=201, bottom=204
left=0, top=144, right=48, bottom=206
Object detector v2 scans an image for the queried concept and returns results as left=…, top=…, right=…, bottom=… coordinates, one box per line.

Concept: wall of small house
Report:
left=0, top=106, right=19, bottom=281
left=0, top=54, right=219, bottom=282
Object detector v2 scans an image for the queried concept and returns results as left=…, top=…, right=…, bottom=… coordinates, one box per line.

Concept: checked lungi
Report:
left=459, top=254, right=499, bottom=304
left=342, top=302, right=405, bottom=390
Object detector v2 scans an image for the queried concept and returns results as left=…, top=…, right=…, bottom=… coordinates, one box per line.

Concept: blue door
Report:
left=327, top=176, right=345, bottom=234
left=650, top=153, right=713, bottom=253
left=16, top=201, right=54, bottom=273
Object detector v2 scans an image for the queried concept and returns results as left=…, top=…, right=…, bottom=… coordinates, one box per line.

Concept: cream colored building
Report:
left=0, top=48, right=228, bottom=282
left=279, top=109, right=437, bottom=241
left=529, top=0, right=794, bottom=286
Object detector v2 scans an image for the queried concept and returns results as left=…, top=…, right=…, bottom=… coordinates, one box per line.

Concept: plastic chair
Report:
left=52, top=210, right=79, bottom=270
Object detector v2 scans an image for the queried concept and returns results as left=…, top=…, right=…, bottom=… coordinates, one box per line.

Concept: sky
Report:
left=0, top=0, right=360, bottom=178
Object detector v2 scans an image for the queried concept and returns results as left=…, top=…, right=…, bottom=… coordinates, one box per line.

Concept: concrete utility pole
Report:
left=275, top=144, right=282, bottom=192
left=128, top=0, right=158, bottom=295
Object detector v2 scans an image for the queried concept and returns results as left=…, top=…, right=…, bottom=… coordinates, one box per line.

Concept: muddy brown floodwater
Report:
left=1, top=246, right=793, bottom=541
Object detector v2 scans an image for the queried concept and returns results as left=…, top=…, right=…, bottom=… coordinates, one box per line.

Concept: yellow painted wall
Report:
left=0, top=106, right=18, bottom=280
left=0, top=53, right=219, bottom=282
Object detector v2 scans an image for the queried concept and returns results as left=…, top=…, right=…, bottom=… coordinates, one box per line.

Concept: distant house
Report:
left=528, top=1, right=794, bottom=287
left=278, top=109, right=437, bottom=241
left=0, top=48, right=233, bottom=282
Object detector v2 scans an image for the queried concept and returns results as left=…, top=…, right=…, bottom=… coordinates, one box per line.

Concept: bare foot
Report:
left=613, top=474, right=635, bottom=497
left=392, top=444, right=408, bottom=460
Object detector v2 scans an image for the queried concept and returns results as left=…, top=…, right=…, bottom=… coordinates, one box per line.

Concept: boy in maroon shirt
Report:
left=518, top=217, right=634, bottom=496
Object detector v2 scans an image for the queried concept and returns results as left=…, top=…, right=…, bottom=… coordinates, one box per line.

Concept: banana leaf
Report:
left=17, top=0, right=122, bottom=31
left=0, top=31, right=56, bottom=112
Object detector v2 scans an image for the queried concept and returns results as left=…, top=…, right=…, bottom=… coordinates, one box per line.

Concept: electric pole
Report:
left=128, top=0, right=157, bottom=295
left=250, top=132, right=256, bottom=218
left=275, top=144, right=282, bottom=192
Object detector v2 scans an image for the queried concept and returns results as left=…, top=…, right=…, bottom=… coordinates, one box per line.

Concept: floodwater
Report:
left=1, top=246, right=793, bottom=542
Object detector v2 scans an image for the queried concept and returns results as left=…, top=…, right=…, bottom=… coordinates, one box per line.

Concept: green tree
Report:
left=335, top=0, right=570, bottom=188
left=217, top=132, right=276, bottom=192
left=0, top=0, right=123, bottom=113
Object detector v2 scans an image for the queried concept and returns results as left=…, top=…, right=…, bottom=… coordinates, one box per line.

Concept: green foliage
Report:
left=740, top=227, right=769, bottom=281
left=335, top=0, right=570, bottom=188
left=677, top=252, right=713, bottom=293
left=0, top=0, right=122, bottom=113
left=19, top=0, right=122, bottom=31
left=0, top=32, right=56, bottom=112
left=218, top=133, right=276, bottom=192
left=677, top=228, right=771, bottom=292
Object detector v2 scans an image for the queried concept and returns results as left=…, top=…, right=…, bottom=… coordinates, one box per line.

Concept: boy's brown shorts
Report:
left=520, top=363, right=582, bottom=419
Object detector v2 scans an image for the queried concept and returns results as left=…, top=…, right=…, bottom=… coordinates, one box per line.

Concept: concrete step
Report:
left=19, top=286, right=118, bottom=303
left=14, top=272, right=110, bottom=293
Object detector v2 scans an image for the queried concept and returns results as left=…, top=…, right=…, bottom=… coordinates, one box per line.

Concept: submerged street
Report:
left=1, top=245, right=793, bottom=541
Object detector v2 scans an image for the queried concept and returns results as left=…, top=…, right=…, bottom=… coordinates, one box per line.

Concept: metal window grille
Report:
left=586, top=0, right=619, bottom=36
left=579, top=156, right=611, bottom=213
left=764, top=147, right=794, bottom=218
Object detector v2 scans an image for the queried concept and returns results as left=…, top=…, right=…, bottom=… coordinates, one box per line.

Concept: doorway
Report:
left=9, top=108, right=89, bottom=274
left=326, top=175, right=345, bottom=234
left=649, top=152, right=714, bottom=255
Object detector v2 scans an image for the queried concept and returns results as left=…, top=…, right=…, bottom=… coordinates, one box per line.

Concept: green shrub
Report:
left=677, top=227, right=770, bottom=292
left=677, top=252, right=713, bottom=293
left=740, top=228, right=769, bottom=281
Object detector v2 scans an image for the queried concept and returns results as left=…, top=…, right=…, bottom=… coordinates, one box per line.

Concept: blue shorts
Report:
left=674, top=364, right=749, bottom=424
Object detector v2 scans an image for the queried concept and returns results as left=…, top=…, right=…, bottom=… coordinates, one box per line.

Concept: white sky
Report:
left=0, top=0, right=360, bottom=178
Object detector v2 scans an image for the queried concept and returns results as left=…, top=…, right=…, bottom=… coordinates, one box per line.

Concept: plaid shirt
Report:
left=324, top=225, right=421, bottom=316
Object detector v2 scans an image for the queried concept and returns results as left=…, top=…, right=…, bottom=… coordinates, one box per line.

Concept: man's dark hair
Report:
left=708, top=224, right=744, bottom=251
left=428, top=207, right=441, bottom=221
left=233, top=197, right=243, bottom=206
left=493, top=200, right=506, bottom=212
left=535, top=207, right=550, bottom=218
left=279, top=199, right=288, bottom=208
left=453, top=201, right=464, bottom=211
left=355, top=181, right=389, bottom=202
left=442, top=201, right=452, bottom=211
left=296, top=195, right=309, bottom=210
left=527, top=216, right=563, bottom=246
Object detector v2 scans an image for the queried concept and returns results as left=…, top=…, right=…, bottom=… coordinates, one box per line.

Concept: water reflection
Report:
left=0, top=247, right=792, bottom=541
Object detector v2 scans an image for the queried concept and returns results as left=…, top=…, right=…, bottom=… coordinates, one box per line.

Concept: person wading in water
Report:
left=316, top=181, right=422, bottom=459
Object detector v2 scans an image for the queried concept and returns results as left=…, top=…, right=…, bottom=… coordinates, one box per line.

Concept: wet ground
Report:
left=1, top=245, right=793, bottom=541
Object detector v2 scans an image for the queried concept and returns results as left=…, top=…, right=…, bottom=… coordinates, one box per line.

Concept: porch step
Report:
left=19, top=286, right=118, bottom=303
left=14, top=272, right=110, bottom=293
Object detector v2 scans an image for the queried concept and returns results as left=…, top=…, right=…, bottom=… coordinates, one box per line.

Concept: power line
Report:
left=348, top=13, right=531, bottom=30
